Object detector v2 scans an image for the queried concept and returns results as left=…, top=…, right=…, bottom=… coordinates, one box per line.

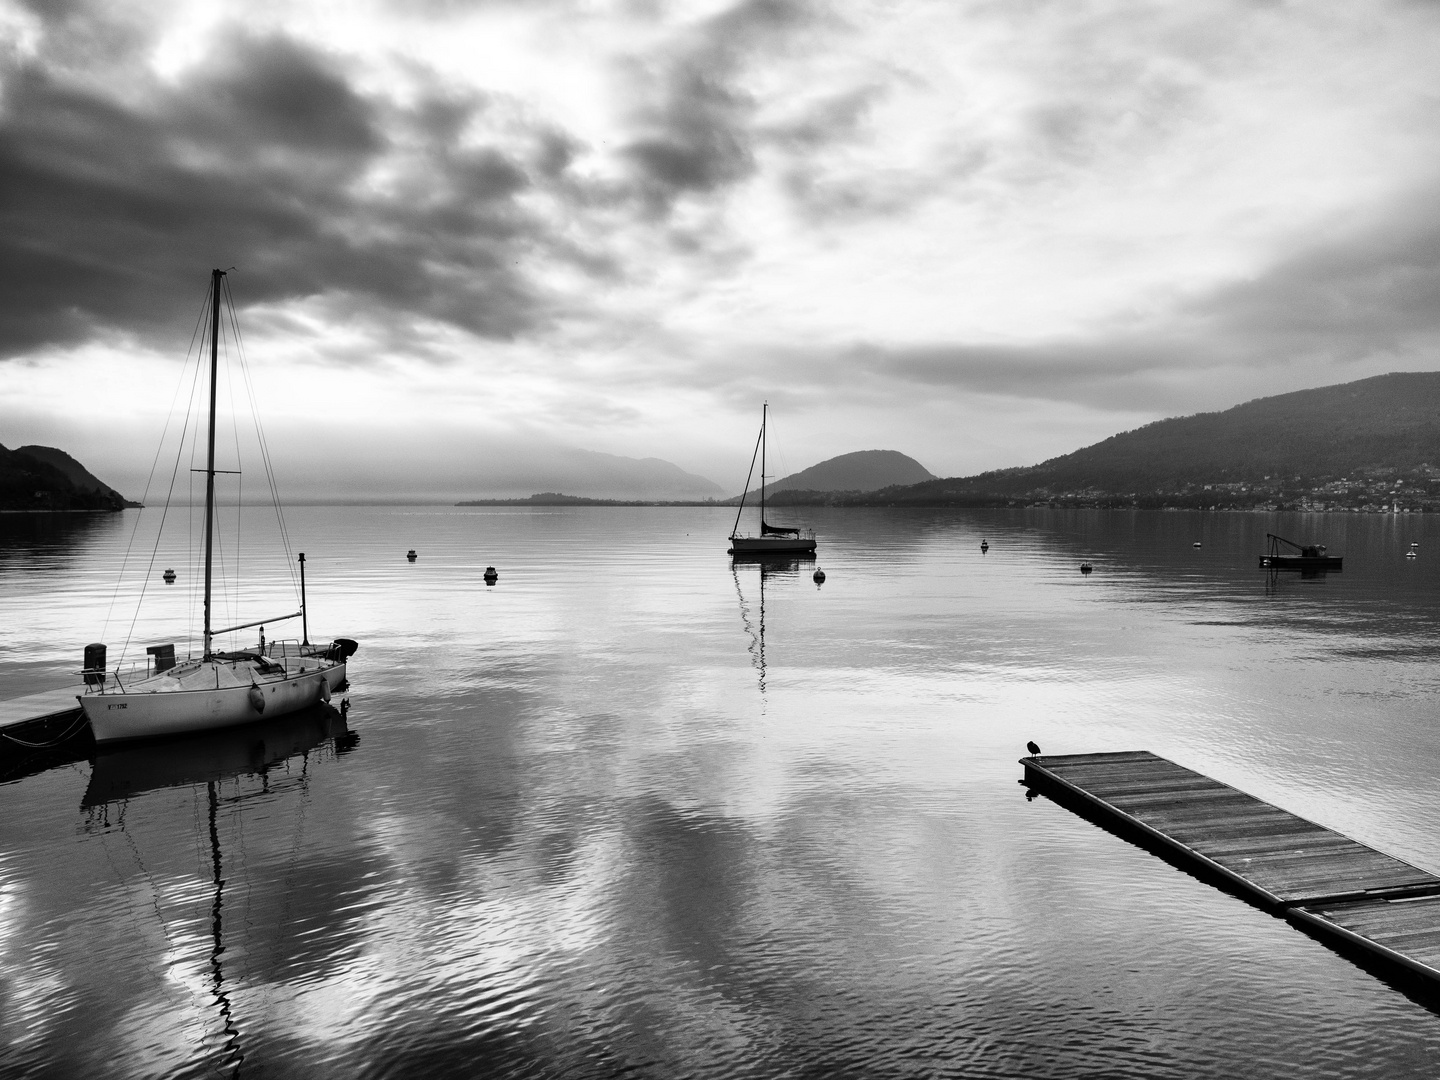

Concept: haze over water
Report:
left=4, top=506, right=1440, bottom=1077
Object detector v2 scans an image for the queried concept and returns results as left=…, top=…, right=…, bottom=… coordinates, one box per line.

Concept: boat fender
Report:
left=248, top=685, right=266, bottom=714
left=317, top=676, right=331, bottom=703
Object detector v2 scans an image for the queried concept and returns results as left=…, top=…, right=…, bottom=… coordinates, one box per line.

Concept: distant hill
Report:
left=737, top=450, right=933, bottom=500
left=1, top=443, right=135, bottom=512
left=766, top=372, right=1440, bottom=510
left=15, top=445, right=129, bottom=500
left=941, top=371, right=1440, bottom=496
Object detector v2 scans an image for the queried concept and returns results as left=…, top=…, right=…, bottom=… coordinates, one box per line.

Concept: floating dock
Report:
left=0, top=687, right=84, bottom=740
left=1023, top=751, right=1440, bottom=987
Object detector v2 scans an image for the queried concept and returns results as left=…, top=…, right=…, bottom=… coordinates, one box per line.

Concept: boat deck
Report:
left=1023, top=751, right=1440, bottom=987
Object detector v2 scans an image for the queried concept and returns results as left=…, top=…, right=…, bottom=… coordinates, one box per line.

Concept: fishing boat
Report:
left=727, top=403, right=816, bottom=557
left=77, top=269, right=357, bottom=743
left=1258, top=532, right=1343, bottom=571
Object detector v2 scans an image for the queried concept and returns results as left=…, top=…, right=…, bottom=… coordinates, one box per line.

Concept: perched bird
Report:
left=1026, top=740, right=1041, bottom=758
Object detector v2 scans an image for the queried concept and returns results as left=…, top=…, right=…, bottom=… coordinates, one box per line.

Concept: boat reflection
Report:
left=83, top=701, right=354, bottom=809
left=80, top=701, right=355, bottom=1076
left=732, top=557, right=809, bottom=698
left=728, top=550, right=815, bottom=568
left=1263, top=567, right=1337, bottom=594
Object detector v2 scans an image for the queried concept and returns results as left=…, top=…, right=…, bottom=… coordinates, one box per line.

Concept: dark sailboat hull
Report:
left=729, top=535, right=817, bottom=556
left=1259, top=555, right=1343, bottom=570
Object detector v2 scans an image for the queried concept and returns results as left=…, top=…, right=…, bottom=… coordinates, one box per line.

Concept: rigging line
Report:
left=224, top=278, right=297, bottom=595
left=117, top=294, right=212, bottom=663
left=186, top=343, right=208, bottom=656
left=220, top=310, right=244, bottom=631
left=101, top=293, right=210, bottom=643
left=223, top=303, right=244, bottom=620
left=731, top=420, right=765, bottom=538
left=212, top=508, right=232, bottom=648
left=92, top=803, right=208, bottom=1024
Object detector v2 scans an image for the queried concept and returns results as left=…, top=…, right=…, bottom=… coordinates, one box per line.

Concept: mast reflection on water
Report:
left=731, top=556, right=811, bottom=699
left=80, top=703, right=355, bottom=1076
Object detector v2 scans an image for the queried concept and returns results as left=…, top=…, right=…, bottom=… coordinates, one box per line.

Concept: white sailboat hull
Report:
left=80, top=661, right=346, bottom=744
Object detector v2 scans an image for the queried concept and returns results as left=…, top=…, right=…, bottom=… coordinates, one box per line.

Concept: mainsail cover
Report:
left=761, top=520, right=800, bottom=537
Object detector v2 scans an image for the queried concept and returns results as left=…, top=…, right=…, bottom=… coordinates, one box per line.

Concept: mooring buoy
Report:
left=980, top=540, right=989, bottom=553
left=162, top=568, right=176, bottom=583
left=1192, top=542, right=1202, bottom=548
left=406, top=549, right=417, bottom=561
left=813, top=568, right=826, bottom=584
left=484, top=566, right=498, bottom=585
left=1080, top=561, right=1093, bottom=574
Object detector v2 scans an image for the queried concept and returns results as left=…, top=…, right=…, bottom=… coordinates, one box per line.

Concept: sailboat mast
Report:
left=203, top=268, right=223, bottom=658
left=760, top=401, right=767, bottom=527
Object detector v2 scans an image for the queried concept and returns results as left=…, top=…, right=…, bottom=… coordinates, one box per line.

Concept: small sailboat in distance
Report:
left=728, top=403, right=816, bottom=557
left=77, top=269, right=357, bottom=743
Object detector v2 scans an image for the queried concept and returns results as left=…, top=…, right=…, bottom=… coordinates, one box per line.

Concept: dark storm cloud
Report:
left=0, top=21, right=582, bottom=358
left=618, top=0, right=818, bottom=212
left=1192, top=195, right=1440, bottom=345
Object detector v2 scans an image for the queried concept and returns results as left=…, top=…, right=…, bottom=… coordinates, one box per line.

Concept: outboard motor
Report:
left=83, top=643, right=106, bottom=686
left=326, top=638, right=360, bottom=661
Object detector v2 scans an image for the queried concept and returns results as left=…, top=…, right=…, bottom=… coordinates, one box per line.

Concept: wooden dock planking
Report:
left=1291, top=897, right=1440, bottom=982
left=1023, top=752, right=1440, bottom=907
left=1025, top=750, right=1440, bottom=990
left=0, top=687, right=82, bottom=732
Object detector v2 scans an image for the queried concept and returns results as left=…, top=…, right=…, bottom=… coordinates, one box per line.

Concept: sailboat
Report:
left=77, top=269, right=357, bottom=744
left=727, top=403, right=817, bottom=556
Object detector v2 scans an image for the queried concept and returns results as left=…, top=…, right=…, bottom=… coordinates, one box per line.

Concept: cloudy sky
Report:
left=2, top=0, right=1439, bottom=498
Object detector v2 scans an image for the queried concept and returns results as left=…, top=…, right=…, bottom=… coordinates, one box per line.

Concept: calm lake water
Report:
left=5, top=505, right=1440, bottom=1077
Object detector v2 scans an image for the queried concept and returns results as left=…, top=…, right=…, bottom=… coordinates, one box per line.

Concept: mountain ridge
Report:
left=735, top=449, right=933, bottom=500
left=0, top=444, right=136, bottom=512
left=763, top=372, right=1440, bottom=511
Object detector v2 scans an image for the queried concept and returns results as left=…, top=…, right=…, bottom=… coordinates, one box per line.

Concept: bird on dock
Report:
left=1027, top=740, right=1041, bottom=759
